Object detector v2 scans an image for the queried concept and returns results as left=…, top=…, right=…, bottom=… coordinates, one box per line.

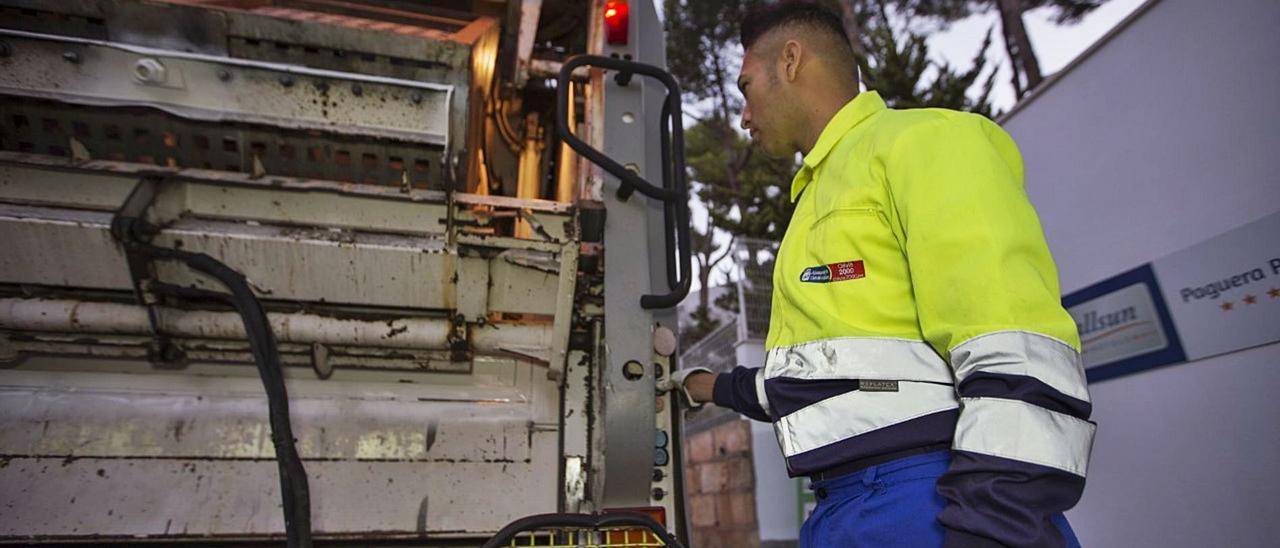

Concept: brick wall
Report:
left=684, top=418, right=758, bottom=548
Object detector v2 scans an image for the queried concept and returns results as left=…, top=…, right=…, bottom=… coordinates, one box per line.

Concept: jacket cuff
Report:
left=943, top=527, right=1008, bottom=548
left=711, top=371, right=736, bottom=409
left=711, top=366, right=771, bottom=422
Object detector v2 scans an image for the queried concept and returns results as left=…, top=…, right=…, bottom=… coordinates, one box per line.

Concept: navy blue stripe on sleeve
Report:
left=711, top=366, right=771, bottom=422
left=957, top=372, right=1093, bottom=419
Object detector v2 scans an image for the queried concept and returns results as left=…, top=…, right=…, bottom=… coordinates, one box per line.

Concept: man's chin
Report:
left=755, top=141, right=792, bottom=159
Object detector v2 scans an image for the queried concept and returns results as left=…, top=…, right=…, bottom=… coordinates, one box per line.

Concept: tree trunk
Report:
left=999, top=18, right=1025, bottom=99
left=996, top=0, right=1043, bottom=97
left=838, top=0, right=867, bottom=62
left=698, top=258, right=712, bottom=312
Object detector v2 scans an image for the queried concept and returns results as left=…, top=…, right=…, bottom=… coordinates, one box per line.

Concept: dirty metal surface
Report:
left=1, top=297, right=556, bottom=358
left=0, top=29, right=454, bottom=146
left=0, top=97, right=447, bottom=188
left=0, top=155, right=575, bottom=314
left=0, top=152, right=573, bottom=220
left=0, top=356, right=562, bottom=539
left=0, top=205, right=570, bottom=315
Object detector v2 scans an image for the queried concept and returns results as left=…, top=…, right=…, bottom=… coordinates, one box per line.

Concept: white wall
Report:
left=1002, top=0, right=1280, bottom=546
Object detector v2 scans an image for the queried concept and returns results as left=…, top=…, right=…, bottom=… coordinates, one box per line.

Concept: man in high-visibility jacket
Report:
left=666, top=2, right=1095, bottom=547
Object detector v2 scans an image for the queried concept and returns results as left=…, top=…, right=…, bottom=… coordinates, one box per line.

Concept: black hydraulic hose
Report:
left=137, top=245, right=313, bottom=548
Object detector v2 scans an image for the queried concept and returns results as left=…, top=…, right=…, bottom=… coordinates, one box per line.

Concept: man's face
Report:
left=738, top=47, right=792, bottom=158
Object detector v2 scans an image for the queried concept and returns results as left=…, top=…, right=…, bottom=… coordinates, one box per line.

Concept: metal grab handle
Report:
left=556, top=55, right=692, bottom=310
left=481, top=512, right=684, bottom=548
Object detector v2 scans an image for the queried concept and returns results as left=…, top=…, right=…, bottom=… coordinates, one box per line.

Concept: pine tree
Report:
left=887, top=0, right=1106, bottom=98
left=858, top=9, right=999, bottom=116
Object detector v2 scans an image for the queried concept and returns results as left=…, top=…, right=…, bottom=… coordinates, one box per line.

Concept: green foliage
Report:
left=859, top=21, right=998, bottom=117
left=663, top=0, right=760, bottom=108
left=679, top=304, right=724, bottom=349
left=714, top=288, right=741, bottom=314
left=685, top=116, right=797, bottom=243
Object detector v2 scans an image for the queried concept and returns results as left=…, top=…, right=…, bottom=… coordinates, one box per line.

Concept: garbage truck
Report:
left=0, top=0, right=693, bottom=545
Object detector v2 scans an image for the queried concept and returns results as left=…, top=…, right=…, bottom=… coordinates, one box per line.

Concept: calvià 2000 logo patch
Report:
left=800, top=260, right=866, bottom=283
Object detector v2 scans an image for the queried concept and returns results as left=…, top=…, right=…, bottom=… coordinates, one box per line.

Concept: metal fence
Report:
left=679, top=320, right=738, bottom=376
left=732, top=238, right=779, bottom=342
left=677, top=237, right=779, bottom=431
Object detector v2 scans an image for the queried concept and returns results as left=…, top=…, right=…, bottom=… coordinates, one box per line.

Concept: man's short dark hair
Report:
left=740, top=1, right=853, bottom=53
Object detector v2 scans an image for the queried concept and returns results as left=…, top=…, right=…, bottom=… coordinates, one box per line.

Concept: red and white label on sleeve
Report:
left=799, top=260, right=866, bottom=283
left=828, top=260, right=866, bottom=282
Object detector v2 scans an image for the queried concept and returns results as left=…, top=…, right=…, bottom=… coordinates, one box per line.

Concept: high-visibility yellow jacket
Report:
left=712, top=91, right=1095, bottom=547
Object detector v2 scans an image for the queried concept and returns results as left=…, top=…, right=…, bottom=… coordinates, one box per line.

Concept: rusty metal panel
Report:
left=0, top=370, right=530, bottom=461
left=0, top=203, right=570, bottom=315
left=0, top=161, right=136, bottom=210
left=0, top=29, right=454, bottom=146
left=0, top=98, right=448, bottom=188
left=488, top=250, right=561, bottom=315
left=0, top=455, right=559, bottom=539
left=0, top=206, right=131, bottom=290
left=0, top=359, right=561, bottom=539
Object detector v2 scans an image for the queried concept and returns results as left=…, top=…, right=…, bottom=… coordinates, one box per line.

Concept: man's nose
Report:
left=741, top=105, right=752, bottom=130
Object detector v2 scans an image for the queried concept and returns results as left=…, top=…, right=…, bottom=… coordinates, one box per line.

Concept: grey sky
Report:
left=927, top=0, right=1148, bottom=112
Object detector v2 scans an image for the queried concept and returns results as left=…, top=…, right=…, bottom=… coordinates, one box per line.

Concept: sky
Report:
left=925, top=0, right=1148, bottom=112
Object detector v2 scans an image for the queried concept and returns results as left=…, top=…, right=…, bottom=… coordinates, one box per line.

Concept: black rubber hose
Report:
left=141, top=246, right=313, bottom=548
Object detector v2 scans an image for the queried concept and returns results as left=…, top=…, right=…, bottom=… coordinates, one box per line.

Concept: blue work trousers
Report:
left=800, top=450, right=1080, bottom=547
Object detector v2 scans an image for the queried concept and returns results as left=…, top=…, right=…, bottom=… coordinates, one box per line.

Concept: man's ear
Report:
left=782, top=40, right=802, bottom=82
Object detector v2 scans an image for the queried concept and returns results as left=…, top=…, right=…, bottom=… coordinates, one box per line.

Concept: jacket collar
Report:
left=790, top=91, right=887, bottom=202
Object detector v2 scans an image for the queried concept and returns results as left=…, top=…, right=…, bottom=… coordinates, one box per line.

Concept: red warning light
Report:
left=604, top=1, right=629, bottom=46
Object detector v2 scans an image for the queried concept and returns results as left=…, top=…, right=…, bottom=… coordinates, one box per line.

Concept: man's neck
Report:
left=799, top=88, right=859, bottom=155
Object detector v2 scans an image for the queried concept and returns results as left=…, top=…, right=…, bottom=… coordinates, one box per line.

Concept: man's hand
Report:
left=659, top=368, right=718, bottom=409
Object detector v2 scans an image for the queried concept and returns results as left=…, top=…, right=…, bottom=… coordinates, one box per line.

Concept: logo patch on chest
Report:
left=799, top=260, right=866, bottom=283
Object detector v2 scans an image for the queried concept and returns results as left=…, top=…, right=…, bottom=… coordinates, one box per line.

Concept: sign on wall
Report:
left=1063, top=212, right=1280, bottom=382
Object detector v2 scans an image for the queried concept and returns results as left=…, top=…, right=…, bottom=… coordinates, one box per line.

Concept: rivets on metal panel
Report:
left=279, top=75, right=295, bottom=87
left=216, top=68, right=232, bottom=81
left=351, top=83, right=364, bottom=96
left=0, top=42, right=12, bottom=58
left=410, top=92, right=423, bottom=104
left=133, top=58, right=166, bottom=84
left=62, top=51, right=81, bottom=64
left=653, top=325, right=677, bottom=357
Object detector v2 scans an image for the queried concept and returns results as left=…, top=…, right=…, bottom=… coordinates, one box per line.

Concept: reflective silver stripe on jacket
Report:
left=953, top=397, right=1095, bottom=476
left=949, top=330, right=1094, bottom=476
left=764, top=336, right=954, bottom=384
left=950, top=330, right=1091, bottom=402
left=775, top=382, right=959, bottom=457
left=764, top=337, right=958, bottom=458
